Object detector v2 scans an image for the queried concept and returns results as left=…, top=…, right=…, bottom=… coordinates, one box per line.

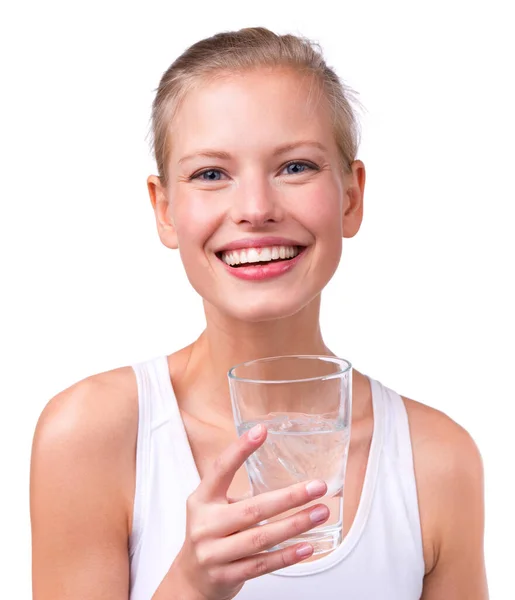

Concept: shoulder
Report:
left=402, top=396, right=483, bottom=493
left=401, top=396, right=487, bottom=596
left=402, top=396, right=483, bottom=472
left=33, top=365, right=138, bottom=459
left=31, top=366, right=140, bottom=597
left=31, top=365, right=139, bottom=530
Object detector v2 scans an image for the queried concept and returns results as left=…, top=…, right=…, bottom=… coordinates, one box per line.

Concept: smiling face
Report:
left=148, top=67, right=365, bottom=323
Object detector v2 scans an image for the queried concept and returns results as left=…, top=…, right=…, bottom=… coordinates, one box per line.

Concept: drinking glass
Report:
left=228, top=355, right=352, bottom=555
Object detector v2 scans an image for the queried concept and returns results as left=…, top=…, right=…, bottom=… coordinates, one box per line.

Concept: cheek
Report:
left=173, top=194, right=219, bottom=245
left=295, top=187, right=343, bottom=237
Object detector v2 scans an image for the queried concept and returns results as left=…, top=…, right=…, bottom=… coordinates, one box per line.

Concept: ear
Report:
left=147, top=175, right=179, bottom=250
left=342, top=160, right=366, bottom=239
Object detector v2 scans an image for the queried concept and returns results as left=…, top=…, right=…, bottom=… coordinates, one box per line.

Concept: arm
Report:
left=421, top=425, right=488, bottom=598
left=405, top=397, right=489, bottom=600
left=30, top=370, right=137, bottom=599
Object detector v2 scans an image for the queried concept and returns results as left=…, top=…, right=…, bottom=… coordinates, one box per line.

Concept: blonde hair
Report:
left=150, top=27, right=361, bottom=185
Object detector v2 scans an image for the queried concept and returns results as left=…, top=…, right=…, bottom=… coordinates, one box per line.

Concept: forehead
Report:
left=169, top=68, right=336, bottom=159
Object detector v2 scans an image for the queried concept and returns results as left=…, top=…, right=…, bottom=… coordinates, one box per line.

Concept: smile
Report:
left=215, top=245, right=308, bottom=281
left=218, top=245, right=301, bottom=267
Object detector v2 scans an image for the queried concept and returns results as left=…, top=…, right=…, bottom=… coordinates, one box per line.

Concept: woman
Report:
left=30, top=27, right=488, bottom=599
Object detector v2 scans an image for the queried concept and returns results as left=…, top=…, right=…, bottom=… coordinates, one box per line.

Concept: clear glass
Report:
left=228, top=355, right=352, bottom=556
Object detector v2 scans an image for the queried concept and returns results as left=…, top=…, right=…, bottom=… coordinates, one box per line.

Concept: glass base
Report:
left=269, top=524, right=343, bottom=556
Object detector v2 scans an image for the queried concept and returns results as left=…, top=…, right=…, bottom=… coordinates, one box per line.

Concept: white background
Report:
left=1, top=0, right=513, bottom=597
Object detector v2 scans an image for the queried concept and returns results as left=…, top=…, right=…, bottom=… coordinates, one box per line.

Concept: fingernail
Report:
left=305, top=480, right=326, bottom=497
left=296, top=543, right=313, bottom=558
left=310, top=506, right=329, bottom=523
left=248, top=424, right=264, bottom=440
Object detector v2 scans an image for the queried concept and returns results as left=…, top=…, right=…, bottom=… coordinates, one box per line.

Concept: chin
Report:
left=197, top=259, right=338, bottom=324
left=220, top=292, right=316, bottom=324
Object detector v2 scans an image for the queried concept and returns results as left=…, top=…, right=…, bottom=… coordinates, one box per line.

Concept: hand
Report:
left=169, top=423, right=329, bottom=600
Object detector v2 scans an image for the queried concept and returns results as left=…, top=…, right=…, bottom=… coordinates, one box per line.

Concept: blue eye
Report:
left=194, top=169, right=223, bottom=181
left=283, top=161, right=314, bottom=175
left=191, top=161, right=316, bottom=181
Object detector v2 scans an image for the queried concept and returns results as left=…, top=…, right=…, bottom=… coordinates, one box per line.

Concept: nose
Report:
left=230, top=175, right=283, bottom=227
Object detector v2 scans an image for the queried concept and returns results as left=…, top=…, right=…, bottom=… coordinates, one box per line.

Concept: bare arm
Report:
left=421, top=425, right=488, bottom=598
left=405, top=397, right=489, bottom=599
left=30, top=371, right=137, bottom=599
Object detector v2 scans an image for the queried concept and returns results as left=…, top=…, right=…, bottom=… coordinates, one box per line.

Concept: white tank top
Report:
left=129, top=355, right=425, bottom=599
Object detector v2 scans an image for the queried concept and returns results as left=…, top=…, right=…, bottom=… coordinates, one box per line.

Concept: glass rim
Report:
left=227, top=354, right=352, bottom=385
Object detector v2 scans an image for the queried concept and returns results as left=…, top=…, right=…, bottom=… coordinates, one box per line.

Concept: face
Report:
left=148, top=67, right=365, bottom=323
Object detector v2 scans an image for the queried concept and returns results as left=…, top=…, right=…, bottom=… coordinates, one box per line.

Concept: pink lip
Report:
left=218, top=247, right=307, bottom=281
left=215, top=236, right=305, bottom=253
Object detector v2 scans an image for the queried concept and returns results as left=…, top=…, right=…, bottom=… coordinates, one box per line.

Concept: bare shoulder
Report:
left=402, top=395, right=483, bottom=473
left=31, top=366, right=139, bottom=599
left=33, top=366, right=138, bottom=457
left=401, top=396, right=488, bottom=598
left=32, top=365, right=139, bottom=520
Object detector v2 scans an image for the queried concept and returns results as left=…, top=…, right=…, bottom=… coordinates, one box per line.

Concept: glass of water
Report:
left=228, top=355, right=352, bottom=555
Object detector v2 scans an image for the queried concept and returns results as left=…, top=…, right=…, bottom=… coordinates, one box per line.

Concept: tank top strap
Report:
left=128, top=356, right=171, bottom=549
left=137, top=355, right=176, bottom=426
left=129, top=355, right=195, bottom=557
left=129, top=359, right=153, bottom=557
left=379, top=382, right=424, bottom=557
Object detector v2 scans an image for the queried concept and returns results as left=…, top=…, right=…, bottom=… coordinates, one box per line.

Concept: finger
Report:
left=227, top=489, right=254, bottom=504
left=208, top=502, right=329, bottom=564
left=196, top=424, right=267, bottom=501
left=216, top=541, right=315, bottom=585
left=219, top=479, right=327, bottom=535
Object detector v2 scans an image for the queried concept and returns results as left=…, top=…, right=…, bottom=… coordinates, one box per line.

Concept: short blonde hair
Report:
left=150, top=27, right=361, bottom=184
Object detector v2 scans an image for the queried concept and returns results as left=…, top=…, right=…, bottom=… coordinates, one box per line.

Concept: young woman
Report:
left=30, top=27, right=488, bottom=600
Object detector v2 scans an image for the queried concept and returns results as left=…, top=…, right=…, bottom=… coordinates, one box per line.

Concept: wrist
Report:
left=152, top=560, right=206, bottom=600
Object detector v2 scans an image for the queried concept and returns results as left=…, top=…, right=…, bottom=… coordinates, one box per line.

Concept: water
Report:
left=238, top=412, right=350, bottom=555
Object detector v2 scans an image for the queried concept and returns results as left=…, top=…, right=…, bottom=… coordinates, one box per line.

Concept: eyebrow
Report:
left=178, top=140, right=328, bottom=165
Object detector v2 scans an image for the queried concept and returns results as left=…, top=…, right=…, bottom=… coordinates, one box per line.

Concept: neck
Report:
left=179, top=295, right=331, bottom=425
left=206, top=294, right=329, bottom=365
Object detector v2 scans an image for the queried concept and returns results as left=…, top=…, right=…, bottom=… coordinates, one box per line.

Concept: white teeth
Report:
left=247, top=248, right=260, bottom=263
left=220, top=245, right=300, bottom=267
left=260, top=247, right=272, bottom=261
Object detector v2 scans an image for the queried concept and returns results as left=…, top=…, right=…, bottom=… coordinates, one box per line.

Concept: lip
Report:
left=217, top=246, right=308, bottom=281
left=215, top=236, right=306, bottom=253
